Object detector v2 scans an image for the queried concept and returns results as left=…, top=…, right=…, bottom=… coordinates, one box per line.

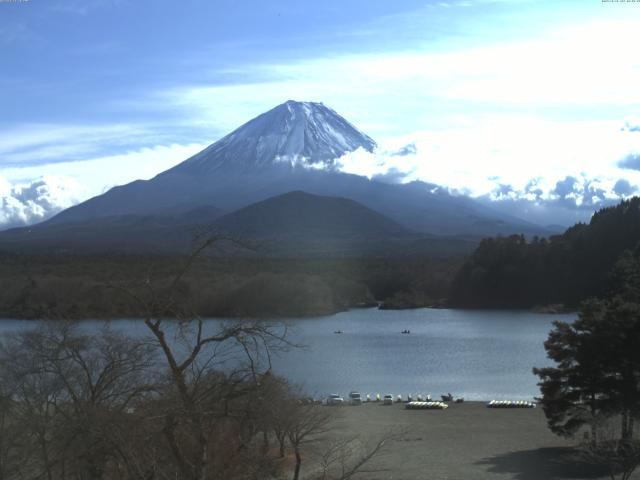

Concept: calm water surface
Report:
left=271, top=308, right=576, bottom=401
left=0, top=308, right=575, bottom=401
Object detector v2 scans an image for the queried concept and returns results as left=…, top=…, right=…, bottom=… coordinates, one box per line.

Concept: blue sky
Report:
left=1, top=0, right=640, bottom=228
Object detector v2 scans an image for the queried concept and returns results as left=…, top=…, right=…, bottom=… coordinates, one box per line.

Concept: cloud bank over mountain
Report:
left=0, top=142, right=207, bottom=230
left=334, top=116, right=640, bottom=226
left=0, top=175, right=86, bottom=229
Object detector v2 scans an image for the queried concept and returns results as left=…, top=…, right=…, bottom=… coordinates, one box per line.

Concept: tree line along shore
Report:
left=2, top=198, right=640, bottom=320
left=0, top=253, right=458, bottom=320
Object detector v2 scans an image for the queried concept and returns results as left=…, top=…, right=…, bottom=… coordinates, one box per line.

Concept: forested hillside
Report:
left=450, top=197, right=640, bottom=308
left=0, top=252, right=460, bottom=319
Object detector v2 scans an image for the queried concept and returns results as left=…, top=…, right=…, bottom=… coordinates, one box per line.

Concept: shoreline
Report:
left=0, top=304, right=579, bottom=322
left=322, top=401, right=608, bottom=479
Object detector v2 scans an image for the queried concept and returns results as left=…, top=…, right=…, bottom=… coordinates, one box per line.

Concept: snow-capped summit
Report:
left=168, top=100, right=376, bottom=175
left=36, top=101, right=548, bottom=239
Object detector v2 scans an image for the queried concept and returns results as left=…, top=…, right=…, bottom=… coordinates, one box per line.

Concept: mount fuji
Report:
left=43, top=101, right=380, bottom=224
left=1, top=101, right=550, bottom=253
left=170, top=100, right=377, bottom=174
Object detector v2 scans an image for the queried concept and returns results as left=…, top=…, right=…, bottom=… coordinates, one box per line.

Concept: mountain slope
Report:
left=0, top=191, right=479, bottom=257
left=0, top=191, right=411, bottom=252
left=47, top=100, right=376, bottom=224
left=213, top=190, right=409, bottom=238
left=169, top=100, right=376, bottom=175
left=0, top=206, right=222, bottom=253
left=0, top=190, right=484, bottom=257
left=22, top=100, right=547, bottom=239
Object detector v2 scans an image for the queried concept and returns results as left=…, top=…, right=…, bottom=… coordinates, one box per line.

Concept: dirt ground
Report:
left=317, top=401, right=635, bottom=480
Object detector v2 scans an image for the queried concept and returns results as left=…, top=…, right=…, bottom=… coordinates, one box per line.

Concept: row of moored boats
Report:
left=327, top=393, right=537, bottom=409
left=486, top=400, right=536, bottom=408
left=405, top=401, right=449, bottom=410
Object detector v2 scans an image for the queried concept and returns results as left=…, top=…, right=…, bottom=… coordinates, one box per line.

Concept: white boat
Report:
left=487, top=400, right=536, bottom=409
left=405, top=401, right=448, bottom=410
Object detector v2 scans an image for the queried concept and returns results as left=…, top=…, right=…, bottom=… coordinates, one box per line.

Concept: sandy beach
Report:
left=320, top=401, right=628, bottom=480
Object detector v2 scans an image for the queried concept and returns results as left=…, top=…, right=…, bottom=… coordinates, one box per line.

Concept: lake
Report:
left=270, top=308, right=575, bottom=401
left=0, top=308, right=575, bottom=401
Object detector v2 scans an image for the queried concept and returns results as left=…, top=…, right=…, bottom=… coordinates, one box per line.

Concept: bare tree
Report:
left=0, top=386, right=21, bottom=480
left=581, top=416, right=640, bottom=480
left=285, top=403, right=334, bottom=480
left=255, top=374, right=295, bottom=458
left=314, top=432, right=399, bottom=480
left=113, top=235, right=293, bottom=480
left=583, top=439, right=640, bottom=480
left=0, top=322, right=157, bottom=480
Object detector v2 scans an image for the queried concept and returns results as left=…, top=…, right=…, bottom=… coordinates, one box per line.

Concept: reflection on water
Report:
left=0, top=308, right=575, bottom=401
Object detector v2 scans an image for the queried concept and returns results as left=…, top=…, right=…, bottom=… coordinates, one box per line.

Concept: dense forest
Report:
left=450, top=197, right=640, bottom=309
left=4, top=197, right=640, bottom=318
left=0, top=251, right=460, bottom=319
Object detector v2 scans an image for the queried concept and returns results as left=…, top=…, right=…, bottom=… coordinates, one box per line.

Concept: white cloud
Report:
left=0, top=122, right=169, bottom=166
left=0, top=175, right=87, bottom=229
left=0, top=142, right=207, bottom=229
left=334, top=116, right=640, bottom=213
left=48, top=0, right=128, bottom=16
left=0, top=119, right=212, bottom=229
left=436, top=20, right=640, bottom=106
left=2, top=142, right=206, bottom=195
left=132, top=18, right=640, bottom=140
left=624, top=116, right=640, bottom=133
